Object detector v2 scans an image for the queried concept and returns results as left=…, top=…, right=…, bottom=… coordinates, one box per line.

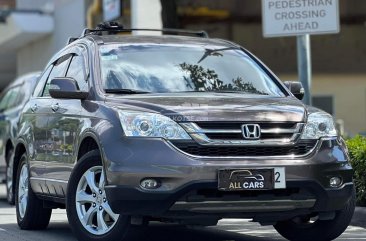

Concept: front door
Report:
left=43, top=46, right=90, bottom=195
left=28, top=54, right=72, bottom=195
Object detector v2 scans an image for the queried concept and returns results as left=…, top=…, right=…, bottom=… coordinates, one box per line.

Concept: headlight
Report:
left=301, top=112, right=337, bottom=139
left=118, top=111, right=191, bottom=140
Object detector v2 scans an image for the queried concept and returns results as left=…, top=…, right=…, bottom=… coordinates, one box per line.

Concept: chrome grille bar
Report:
left=180, top=122, right=304, bottom=146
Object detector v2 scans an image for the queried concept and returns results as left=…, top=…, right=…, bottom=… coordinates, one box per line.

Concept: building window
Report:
left=312, top=95, right=334, bottom=115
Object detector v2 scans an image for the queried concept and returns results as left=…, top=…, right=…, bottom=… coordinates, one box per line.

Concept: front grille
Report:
left=195, top=122, right=299, bottom=141
left=205, top=132, right=293, bottom=140
left=196, top=122, right=297, bottom=130
left=180, top=121, right=304, bottom=147
left=171, top=140, right=317, bottom=157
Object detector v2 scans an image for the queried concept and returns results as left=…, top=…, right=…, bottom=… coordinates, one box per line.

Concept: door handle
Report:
left=30, top=104, right=38, bottom=112
left=51, top=103, right=59, bottom=112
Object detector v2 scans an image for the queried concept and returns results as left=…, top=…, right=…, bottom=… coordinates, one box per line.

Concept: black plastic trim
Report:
left=105, top=180, right=353, bottom=216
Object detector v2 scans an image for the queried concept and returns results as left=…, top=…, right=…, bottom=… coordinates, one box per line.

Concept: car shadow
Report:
left=126, top=224, right=281, bottom=241
left=0, top=184, right=281, bottom=241
left=0, top=221, right=281, bottom=241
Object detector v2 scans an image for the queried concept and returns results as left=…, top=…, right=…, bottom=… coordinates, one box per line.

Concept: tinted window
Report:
left=0, top=92, right=8, bottom=111
left=42, top=55, right=71, bottom=97
left=0, top=94, right=9, bottom=111
left=18, top=75, right=40, bottom=102
left=0, top=86, right=21, bottom=111
left=16, top=84, right=26, bottom=103
left=7, top=86, right=21, bottom=109
left=99, top=44, right=285, bottom=96
left=66, top=54, right=88, bottom=92
left=34, top=65, right=52, bottom=97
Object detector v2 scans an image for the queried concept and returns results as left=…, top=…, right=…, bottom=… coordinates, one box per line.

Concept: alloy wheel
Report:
left=17, top=164, right=29, bottom=218
left=6, top=164, right=13, bottom=201
left=75, top=166, right=119, bottom=235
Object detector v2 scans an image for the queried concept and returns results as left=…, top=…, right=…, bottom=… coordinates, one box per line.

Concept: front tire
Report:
left=66, top=150, right=130, bottom=241
left=15, top=153, right=52, bottom=229
left=274, top=188, right=356, bottom=241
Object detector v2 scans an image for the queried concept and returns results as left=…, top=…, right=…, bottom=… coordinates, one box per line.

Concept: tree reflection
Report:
left=179, top=63, right=266, bottom=95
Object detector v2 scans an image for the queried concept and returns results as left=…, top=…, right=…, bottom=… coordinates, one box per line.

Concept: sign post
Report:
left=297, top=34, right=312, bottom=105
left=262, top=0, right=339, bottom=105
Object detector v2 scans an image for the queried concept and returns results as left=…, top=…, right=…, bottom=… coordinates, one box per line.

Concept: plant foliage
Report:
left=346, top=135, right=366, bottom=206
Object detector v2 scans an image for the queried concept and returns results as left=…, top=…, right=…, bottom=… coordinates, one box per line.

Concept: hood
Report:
left=106, top=93, right=306, bottom=122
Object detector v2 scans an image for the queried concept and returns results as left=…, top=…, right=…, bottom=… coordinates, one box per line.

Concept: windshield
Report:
left=99, top=44, right=285, bottom=96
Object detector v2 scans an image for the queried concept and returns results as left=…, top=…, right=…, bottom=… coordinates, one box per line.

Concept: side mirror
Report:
left=284, top=81, right=305, bottom=100
left=49, top=77, right=88, bottom=100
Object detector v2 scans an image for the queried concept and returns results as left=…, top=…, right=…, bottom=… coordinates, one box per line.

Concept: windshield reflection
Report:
left=99, top=44, right=285, bottom=96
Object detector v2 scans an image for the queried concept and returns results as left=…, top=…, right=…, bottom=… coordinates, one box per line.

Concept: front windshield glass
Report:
left=99, top=44, right=285, bottom=96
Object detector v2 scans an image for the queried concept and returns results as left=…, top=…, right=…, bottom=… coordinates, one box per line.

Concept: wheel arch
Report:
left=5, top=139, right=14, bottom=165
left=77, top=132, right=103, bottom=162
left=12, top=141, right=27, bottom=195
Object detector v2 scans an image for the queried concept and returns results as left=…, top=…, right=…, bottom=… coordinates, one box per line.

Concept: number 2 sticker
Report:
left=274, top=167, right=286, bottom=189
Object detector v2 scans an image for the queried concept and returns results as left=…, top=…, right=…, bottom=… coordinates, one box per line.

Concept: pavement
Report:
left=0, top=184, right=365, bottom=241
left=352, top=207, right=366, bottom=229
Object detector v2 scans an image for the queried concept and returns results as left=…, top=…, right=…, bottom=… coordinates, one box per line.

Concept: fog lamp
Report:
left=140, top=178, right=160, bottom=189
left=329, top=177, right=342, bottom=188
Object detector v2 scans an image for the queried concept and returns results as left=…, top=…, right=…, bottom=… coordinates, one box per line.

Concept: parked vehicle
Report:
left=13, top=22, right=354, bottom=241
left=0, top=72, right=40, bottom=204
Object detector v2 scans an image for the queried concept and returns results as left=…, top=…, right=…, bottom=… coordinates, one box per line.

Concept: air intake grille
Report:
left=171, top=140, right=317, bottom=157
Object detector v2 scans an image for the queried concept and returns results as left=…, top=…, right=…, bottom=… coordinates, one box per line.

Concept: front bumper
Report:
left=105, top=180, right=353, bottom=215
left=102, top=137, right=353, bottom=218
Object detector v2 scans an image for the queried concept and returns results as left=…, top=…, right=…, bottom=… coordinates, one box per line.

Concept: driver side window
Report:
left=33, top=65, right=52, bottom=97
left=66, top=46, right=89, bottom=92
left=42, top=54, right=72, bottom=97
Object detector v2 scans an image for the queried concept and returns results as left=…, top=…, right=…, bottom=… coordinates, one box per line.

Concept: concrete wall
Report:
left=17, top=0, right=86, bottom=74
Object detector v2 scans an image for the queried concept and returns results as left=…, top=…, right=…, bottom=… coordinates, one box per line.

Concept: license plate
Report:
left=218, top=167, right=286, bottom=191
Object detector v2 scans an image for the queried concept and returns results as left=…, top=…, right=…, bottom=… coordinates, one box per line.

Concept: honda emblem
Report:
left=241, top=124, right=261, bottom=140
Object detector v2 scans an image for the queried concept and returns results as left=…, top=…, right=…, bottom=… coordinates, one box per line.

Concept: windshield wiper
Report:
left=104, top=89, right=151, bottom=94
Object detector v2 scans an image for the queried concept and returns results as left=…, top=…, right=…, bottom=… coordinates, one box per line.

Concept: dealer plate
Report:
left=218, top=167, right=286, bottom=191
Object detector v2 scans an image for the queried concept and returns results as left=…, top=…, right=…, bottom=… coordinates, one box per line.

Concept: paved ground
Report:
left=0, top=184, right=365, bottom=241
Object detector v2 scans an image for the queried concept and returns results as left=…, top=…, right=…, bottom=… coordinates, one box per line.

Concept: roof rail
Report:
left=82, top=21, right=209, bottom=38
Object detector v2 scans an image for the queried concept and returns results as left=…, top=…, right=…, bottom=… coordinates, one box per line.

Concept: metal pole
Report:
left=296, top=34, right=312, bottom=105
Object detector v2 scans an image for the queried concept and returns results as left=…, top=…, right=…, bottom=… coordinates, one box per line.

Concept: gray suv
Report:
left=13, top=23, right=354, bottom=241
